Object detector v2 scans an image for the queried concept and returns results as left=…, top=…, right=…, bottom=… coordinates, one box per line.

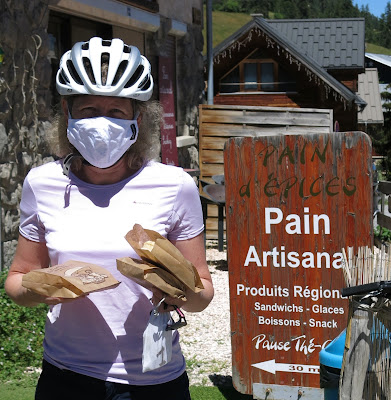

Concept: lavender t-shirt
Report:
left=19, top=160, right=204, bottom=384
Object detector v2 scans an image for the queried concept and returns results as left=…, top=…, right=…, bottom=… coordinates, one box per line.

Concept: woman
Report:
left=5, top=37, right=214, bottom=400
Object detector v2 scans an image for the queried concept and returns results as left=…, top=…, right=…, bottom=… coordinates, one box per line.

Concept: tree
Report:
left=360, top=5, right=381, bottom=44
left=379, top=2, right=391, bottom=49
left=212, top=0, right=242, bottom=12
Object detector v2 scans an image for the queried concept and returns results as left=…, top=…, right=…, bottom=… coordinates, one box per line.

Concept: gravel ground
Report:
left=179, top=240, right=233, bottom=387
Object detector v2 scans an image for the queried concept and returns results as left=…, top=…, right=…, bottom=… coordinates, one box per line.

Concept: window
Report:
left=220, top=66, right=240, bottom=93
left=219, top=50, right=296, bottom=93
left=260, top=63, right=274, bottom=90
left=244, top=63, right=257, bottom=90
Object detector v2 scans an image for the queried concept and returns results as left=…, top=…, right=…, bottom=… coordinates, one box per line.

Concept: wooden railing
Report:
left=198, top=104, right=334, bottom=240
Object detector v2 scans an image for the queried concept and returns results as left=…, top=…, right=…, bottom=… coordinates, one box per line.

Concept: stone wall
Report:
left=176, top=23, right=205, bottom=170
left=0, top=0, right=54, bottom=269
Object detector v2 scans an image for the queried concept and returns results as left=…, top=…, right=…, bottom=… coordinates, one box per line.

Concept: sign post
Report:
left=224, top=132, right=372, bottom=398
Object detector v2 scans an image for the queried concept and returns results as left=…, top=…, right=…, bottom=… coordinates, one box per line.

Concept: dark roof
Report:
left=267, top=18, right=366, bottom=69
left=211, top=17, right=366, bottom=107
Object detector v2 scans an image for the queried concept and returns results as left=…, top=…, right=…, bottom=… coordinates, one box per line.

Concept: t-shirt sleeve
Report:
left=167, top=170, right=204, bottom=241
left=19, top=173, right=46, bottom=242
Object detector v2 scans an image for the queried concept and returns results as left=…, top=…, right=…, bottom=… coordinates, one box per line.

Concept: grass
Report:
left=0, top=385, right=36, bottom=400
left=366, top=42, right=391, bottom=55
left=202, top=8, right=252, bottom=53
left=0, top=374, right=39, bottom=400
left=0, top=377, right=253, bottom=400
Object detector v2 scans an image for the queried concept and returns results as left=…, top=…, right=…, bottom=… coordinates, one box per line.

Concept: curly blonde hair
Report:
left=47, top=99, right=162, bottom=170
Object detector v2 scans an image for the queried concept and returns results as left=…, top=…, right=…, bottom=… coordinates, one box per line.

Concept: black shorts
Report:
left=35, top=359, right=191, bottom=400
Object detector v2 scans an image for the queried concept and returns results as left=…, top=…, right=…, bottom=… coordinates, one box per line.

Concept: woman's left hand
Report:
left=149, top=287, right=186, bottom=312
left=154, top=233, right=214, bottom=313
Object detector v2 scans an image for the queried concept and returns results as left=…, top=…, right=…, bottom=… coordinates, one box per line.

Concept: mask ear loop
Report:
left=62, top=154, right=82, bottom=176
left=63, top=111, right=86, bottom=176
left=132, top=100, right=139, bottom=120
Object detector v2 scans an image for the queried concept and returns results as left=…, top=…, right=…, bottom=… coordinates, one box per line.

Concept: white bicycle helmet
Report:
left=56, top=37, right=153, bottom=101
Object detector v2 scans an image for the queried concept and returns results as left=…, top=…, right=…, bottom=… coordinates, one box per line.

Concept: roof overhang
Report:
left=366, top=53, right=391, bottom=68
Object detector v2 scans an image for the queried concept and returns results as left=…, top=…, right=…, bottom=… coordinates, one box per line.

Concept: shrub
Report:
left=0, top=270, right=47, bottom=382
left=374, top=226, right=391, bottom=243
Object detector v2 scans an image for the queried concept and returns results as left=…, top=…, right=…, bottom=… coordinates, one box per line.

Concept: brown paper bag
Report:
left=118, top=224, right=204, bottom=298
left=117, top=257, right=186, bottom=299
left=22, top=260, right=120, bottom=298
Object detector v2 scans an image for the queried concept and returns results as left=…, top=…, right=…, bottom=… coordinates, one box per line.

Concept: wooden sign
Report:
left=158, top=56, right=178, bottom=166
left=224, top=132, right=372, bottom=396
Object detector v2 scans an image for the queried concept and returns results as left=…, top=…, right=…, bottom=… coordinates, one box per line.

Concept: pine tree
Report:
left=379, top=2, right=391, bottom=49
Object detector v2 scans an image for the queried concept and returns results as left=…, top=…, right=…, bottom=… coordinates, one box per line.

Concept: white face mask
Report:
left=67, top=116, right=139, bottom=169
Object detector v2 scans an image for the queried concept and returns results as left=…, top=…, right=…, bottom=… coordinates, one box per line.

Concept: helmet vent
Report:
left=123, top=45, right=131, bottom=54
left=112, top=60, right=128, bottom=86
left=138, top=75, right=151, bottom=90
left=81, top=42, right=89, bottom=50
left=82, top=57, right=96, bottom=85
left=101, top=53, right=110, bottom=85
left=66, top=60, right=83, bottom=85
left=59, top=70, right=69, bottom=84
left=102, top=40, right=111, bottom=47
left=125, top=65, right=144, bottom=88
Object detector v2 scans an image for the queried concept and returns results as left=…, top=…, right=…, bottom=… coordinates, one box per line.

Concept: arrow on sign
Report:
left=252, top=360, right=320, bottom=375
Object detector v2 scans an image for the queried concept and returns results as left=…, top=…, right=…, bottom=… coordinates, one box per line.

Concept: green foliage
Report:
left=378, top=2, right=391, bottom=49
left=213, top=0, right=242, bottom=12
left=0, top=270, right=47, bottom=382
left=374, top=226, right=391, bottom=243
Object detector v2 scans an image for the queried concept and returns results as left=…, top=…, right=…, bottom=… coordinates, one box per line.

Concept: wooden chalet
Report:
left=200, top=17, right=373, bottom=241
left=207, top=16, right=367, bottom=131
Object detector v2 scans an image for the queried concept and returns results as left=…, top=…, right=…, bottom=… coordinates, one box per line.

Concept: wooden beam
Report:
left=377, top=213, right=391, bottom=231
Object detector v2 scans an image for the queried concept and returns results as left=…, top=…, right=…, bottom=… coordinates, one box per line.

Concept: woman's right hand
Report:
left=6, top=273, right=81, bottom=307
left=5, top=235, right=56, bottom=307
left=24, top=289, right=81, bottom=306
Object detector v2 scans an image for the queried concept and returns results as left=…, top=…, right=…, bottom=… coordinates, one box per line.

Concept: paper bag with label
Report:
left=22, top=260, right=120, bottom=298
left=117, top=224, right=204, bottom=300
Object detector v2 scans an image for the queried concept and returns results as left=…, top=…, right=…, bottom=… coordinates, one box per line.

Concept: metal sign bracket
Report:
left=253, top=383, right=324, bottom=400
